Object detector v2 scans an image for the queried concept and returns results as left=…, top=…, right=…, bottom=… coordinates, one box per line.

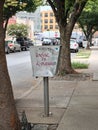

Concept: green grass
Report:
left=76, top=49, right=91, bottom=58
left=72, top=62, right=89, bottom=69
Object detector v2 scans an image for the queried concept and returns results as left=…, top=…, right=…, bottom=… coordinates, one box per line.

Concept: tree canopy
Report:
left=78, top=0, right=98, bottom=47
left=3, top=0, right=42, bottom=31
left=7, top=23, right=29, bottom=37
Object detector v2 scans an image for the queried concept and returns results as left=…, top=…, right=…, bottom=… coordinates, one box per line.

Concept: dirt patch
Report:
left=50, top=73, right=93, bottom=81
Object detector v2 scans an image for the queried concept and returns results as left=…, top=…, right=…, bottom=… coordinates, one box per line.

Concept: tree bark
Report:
left=58, top=24, right=75, bottom=74
left=0, top=1, right=21, bottom=130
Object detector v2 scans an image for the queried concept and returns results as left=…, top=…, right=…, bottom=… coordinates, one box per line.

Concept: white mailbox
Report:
left=30, top=46, right=60, bottom=77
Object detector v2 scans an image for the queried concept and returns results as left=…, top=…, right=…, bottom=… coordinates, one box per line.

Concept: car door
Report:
left=14, top=41, right=21, bottom=51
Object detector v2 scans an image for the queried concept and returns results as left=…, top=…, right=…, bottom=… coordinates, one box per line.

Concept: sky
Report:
left=40, top=6, right=52, bottom=11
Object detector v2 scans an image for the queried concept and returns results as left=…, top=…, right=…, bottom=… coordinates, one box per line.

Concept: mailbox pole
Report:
left=30, top=46, right=60, bottom=117
left=43, top=77, right=49, bottom=117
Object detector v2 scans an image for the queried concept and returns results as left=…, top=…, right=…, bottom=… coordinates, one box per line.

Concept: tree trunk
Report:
left=0, top=54, right=21, bottom=130
left=86, top=36, right=91, bottom=50
left=58, top=24, right=76, bottom=75
left=86, top=41, right=90, bottom=49
left=47, top=0, right=87, bottom=75
left=0, top=1, right=21, bottom=130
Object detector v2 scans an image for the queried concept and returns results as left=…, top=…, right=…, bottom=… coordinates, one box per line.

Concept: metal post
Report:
left=43, top=77, right=49, bottom=117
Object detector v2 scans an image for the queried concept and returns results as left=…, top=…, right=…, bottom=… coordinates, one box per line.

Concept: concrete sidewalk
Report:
left=15, top=46, right=98, bottom=130
left=57, top=46, right=98, bottom=130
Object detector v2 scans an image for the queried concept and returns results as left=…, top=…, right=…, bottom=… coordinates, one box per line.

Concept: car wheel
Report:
left=74, top=50, right=77, bottom=53
left=21, top=48, right=23, bottom=51
left=79, top=42, right=83, bottom=47
left=25, top=47, right=27, bottom=51
left=13, top=48, right=16, bottom=53
left=77, top=49, right=79, bottom=52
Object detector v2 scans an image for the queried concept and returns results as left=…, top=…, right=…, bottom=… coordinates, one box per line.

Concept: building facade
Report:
left=16, top=8, right=41, bottom=33
left=7, top=6, right=60, bottom=39
left=16, top=6, right=59, bottom=33
left=41, top=10, right=59, bottom=32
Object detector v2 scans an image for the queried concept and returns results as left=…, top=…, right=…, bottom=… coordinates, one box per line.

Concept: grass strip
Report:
left=76, top=49, right=91, bottom=58
left=72, top=62, right=89, bottom=69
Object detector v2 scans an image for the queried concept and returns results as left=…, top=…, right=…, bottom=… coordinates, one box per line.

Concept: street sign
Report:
left=30, top=46, right=60, bottom=77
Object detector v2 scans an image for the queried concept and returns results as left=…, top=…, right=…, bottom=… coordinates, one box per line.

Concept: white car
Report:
left=5, top=40, right=21, bottom=54
left=42, top=38, right=52, bottom=45
left=70, top=39, right=79, bottom=52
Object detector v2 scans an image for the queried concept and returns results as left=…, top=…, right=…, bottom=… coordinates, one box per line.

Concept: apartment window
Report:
left=50, top=13, right=53, bottom=17
left=44, top=25, right=48, bottom=29
left=50, top=25, right=53, bottom=29
left=55, top=25, right=59, bottom=29
left=44, top=13, right=48, bottom=17
left=44, top=19, right=48, bottom=23
left=50, top=19, right=53, bottom=23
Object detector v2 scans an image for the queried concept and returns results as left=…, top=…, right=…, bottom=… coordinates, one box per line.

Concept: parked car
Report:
left=42, top=38, right=78, bottom=52
left=55, top=37, right=60, bottom=45
left=26, top=38, right=34, bottom=47
left=16, top=37, right=33, bottom=51
left=42, top=38, right=52, bottom=45
left=76, top=36, right=85, bottom=48
left=70, top=39, right=79, bottom=52
left=42, top=38, right=59, bottom=45
left=51, top=38, right=59, bottom=45
left=5, top=40, right=21, bottom=54
left=71, top=32, right=85, bottom=48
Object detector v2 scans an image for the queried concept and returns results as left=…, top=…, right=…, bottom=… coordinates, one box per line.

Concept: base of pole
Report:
left=42, top=112, right=53, bottom=117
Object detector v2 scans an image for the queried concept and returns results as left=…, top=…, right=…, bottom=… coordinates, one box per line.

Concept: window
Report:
left=44, top=13, right=48, bottom=17
left=50, top=19, right=53, bottom=23
left=44, top=25, right=48, bottom=29
left=44, top=19, right=48, bottom=23
left=50, top=13, right=53, bottom=17
left=50, top=25, right=53, bottom=29
left=55, top=25, right=59, bottom=29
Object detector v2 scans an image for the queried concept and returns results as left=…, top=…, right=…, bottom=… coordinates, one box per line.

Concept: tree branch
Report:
left=47, top=0, right=57, bottom=14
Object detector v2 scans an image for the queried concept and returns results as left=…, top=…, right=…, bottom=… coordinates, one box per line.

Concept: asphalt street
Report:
left=6, top=50, right=76, bottom=99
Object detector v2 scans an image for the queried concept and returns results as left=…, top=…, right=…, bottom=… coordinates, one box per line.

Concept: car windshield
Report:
left=70, top=39, right=76, bottom=44
left=43, top=39, right=51, bottom=42
left=5, top=40, right=13, bottom=44
left=5, top=40, right=13, bottom=46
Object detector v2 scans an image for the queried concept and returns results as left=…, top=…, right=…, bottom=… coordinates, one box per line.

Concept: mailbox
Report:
left=30, top=46, right=60, bottom=77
